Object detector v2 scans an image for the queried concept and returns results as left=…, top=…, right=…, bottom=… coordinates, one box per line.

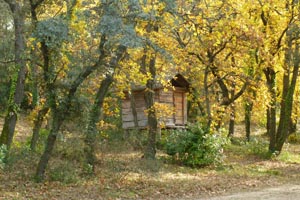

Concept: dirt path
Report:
left=202, top=184, right=300, bottom=200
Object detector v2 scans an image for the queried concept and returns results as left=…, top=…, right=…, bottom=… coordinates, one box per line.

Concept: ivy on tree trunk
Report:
left=0, top=1, right=26, bottom=150
left=143, top=55, right=158, bottom=160
left=84, top=45, right=126, bottom=172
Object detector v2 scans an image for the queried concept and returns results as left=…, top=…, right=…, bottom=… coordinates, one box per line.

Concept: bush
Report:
left=288, top=132, right=300, bottom=144
left=246, top=137, right=270, bottom=158
left=54, top=136, right=86, bottom=163
left=165, top=124, right=227, bottom=167
left=49, top=162, right=79, bottom=184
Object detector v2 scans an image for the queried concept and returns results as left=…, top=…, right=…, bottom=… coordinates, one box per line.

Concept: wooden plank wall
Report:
left=174, top=91, right=184, bottom=125
left=157, top=90, right=175, bottom=126
left=122, top=88, right=188, bottom=129
left=122, top=92, right=147, bottom=129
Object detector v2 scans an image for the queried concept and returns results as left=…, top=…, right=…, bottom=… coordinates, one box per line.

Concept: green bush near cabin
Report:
left=165, top=124, right=227, bottom=167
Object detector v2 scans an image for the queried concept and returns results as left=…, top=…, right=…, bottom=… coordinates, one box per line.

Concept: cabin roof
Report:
left=170, top=74, right=189, bottom=89
left=130, top=73, right=189, bottom=92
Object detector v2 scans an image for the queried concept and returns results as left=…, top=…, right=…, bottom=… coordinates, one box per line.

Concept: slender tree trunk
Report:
left=84, top=75, right=113, bottom=172
left=228, top=83, right=236, bottom=137
left=268, top=84, right=277, bottom=152
left=30, top=52, right=39, bottom=108
left=0, top=1, right=26, bottom=150
left=84, top=44, right=126, bottom=171
left=188, top=88, right=205, bottom=122
left=264, top=67, right=277, bottom=152
left=130, top=92, right=139, bottom=128
left=204, top=66, right=212, bottom=129
left=266, top=108, right=270, bottom=136
left=35, top=109, right=62, bottom=181
left=228, top=103, right=235, bottom=137
left=215, top=106, right=226, bottom=130
left=29, top=0, right=43, bottom=109
left=144, top=89, right=157, bottom=159
left=245, top=100, right=253, bottom=141
left=275, top=42, right=300, bottom=153
left=144, top=55, right=158, bottom=159
left=30, top=106, right=49, bottom=152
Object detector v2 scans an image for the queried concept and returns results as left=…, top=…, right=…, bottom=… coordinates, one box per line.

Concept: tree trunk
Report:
left=130, top=92, right=139, bottom=128
left=266, top=108, right=270, bottom=136
left=35, top=35, right=108, bottom=181
left=268, top=83, right=277, bottom=152
left=228, top=103, right=235, bottom=137
left=143, top=56, right=158, bottom=159
left=245, top=100, right=253, bottom=141
left=263, top=67, right=277, bottom=152
left=274, top=41, right=300, bottom=153
left=84, top=74, right=113, bottom=172
left=204, top=66, right=212, bottom=129
left=0, top=1, right=26, bottom=150
left=84, top=44, right=126, bottom=171
left=30, top=106, right=49, bottom=152
left=144, top=89, right=158, bottom=159
left=228, top=83, right=236, bottom=137
left=35, top=111, right=62, bottom=182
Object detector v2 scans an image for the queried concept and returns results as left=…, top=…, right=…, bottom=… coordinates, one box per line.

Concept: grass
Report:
left=1, top=119, right=300, bottom=199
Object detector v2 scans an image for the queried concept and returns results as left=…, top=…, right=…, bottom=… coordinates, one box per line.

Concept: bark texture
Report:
left=143, top=55, right=158, bottom=159
left=84, top=45, right=126, bottom=171
left=35, top=35, right=107, bottom=181
left=274, top=39, right=300, bottom=153
left=0, top=1, right=26, bottom=150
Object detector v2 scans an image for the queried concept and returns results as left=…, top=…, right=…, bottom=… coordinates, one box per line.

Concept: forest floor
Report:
left=1, top=115, right=300, bottom=199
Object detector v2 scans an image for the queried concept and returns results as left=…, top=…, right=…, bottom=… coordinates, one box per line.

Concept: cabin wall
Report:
left=157, top=90, right=175, bottom=126
left=122, top=92, right=147, bottom=129
left=122, top=87, right=188, bottom=129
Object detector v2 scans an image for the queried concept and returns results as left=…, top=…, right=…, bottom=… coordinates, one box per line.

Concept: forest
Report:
left=1, top=0, right=300, bottom=199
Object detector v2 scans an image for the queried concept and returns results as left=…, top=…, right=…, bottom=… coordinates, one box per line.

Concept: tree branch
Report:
left=210, top=66, right=230, bottom=102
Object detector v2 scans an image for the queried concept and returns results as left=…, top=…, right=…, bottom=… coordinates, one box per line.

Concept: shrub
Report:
left=288, top=132, right=300, bottom=144
left=54, top=137, right=86, bottom=163
left=246, top=137, right=270, bottom=159
left=49, top=162, right=79, bottom=184
left=165, top=124, right=227, bottom=167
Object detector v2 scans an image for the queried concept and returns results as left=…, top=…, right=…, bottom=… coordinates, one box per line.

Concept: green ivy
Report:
left=5, top=71, right=20, bottom=115
left=34, top=17, right=68, bottom=49
left=0, top=144, right=7, bottom=169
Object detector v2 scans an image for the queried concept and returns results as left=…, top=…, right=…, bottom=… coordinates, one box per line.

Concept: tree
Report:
left=275, top=24, right=300, bottom=153
left=35, top=0, right=149, bottom=180
left=0, top=1, right=13, bottom=110
left=113, top=0, right=181, bottom=159
left=254, top=0, right=300, bottom=153
left=84, top=44, right=126, bottom=172
left=174, top=0, right=253, bottom=131
left=0, top=0, right=27, bottom=150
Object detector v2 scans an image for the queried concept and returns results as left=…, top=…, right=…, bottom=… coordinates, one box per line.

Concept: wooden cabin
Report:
left=122, top=74, right=189, bottom=129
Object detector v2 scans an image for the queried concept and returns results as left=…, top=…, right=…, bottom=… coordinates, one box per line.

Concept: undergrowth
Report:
left=164, top=123, right=228, bottom=167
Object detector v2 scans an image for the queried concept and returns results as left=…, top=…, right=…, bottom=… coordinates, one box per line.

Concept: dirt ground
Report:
left=203, top=184, right=300, bottom=200
left=1, top=115, right=300, bottom=199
